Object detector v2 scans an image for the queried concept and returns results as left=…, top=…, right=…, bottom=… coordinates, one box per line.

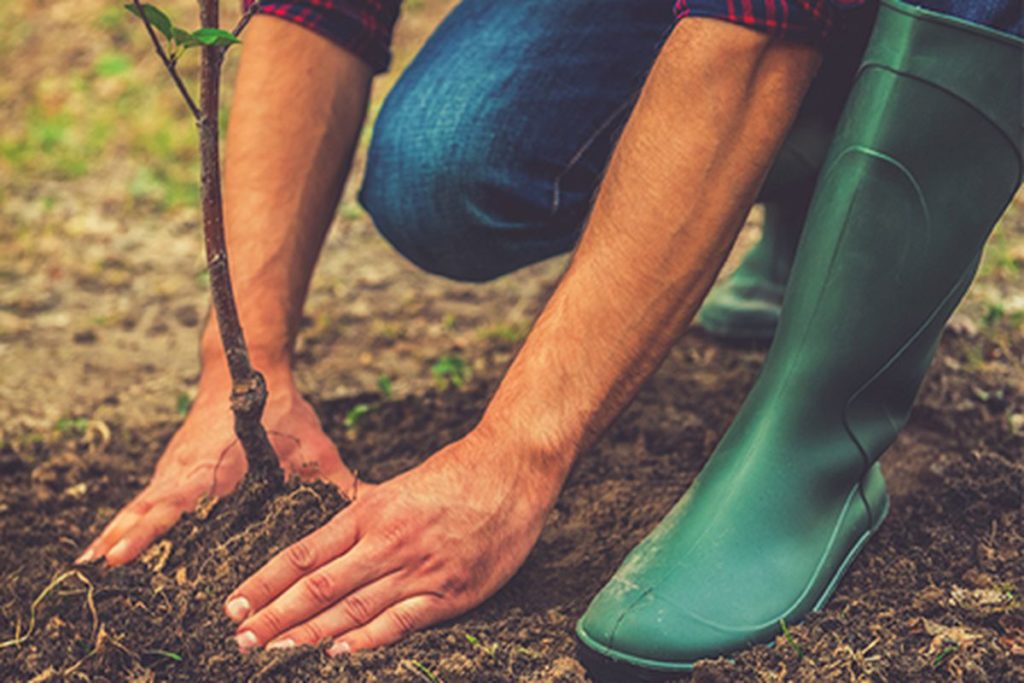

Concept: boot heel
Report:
left=812, top=463, right=890, bottom=612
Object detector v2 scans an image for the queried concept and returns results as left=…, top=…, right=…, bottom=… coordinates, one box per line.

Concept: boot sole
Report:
left=576, top=479, right=891, bottom=681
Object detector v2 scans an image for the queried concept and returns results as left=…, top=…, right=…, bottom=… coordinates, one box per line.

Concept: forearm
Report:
left=200, top=16, right=372, bottom=388
left=478, top=21, right=821, bottom=489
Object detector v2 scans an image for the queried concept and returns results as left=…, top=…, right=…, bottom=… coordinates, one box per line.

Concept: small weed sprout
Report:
left=405, top=659, right=441, bottom=683
left=431, top=354, right=470, bottom=390
left=465, top=632, right=499, bottom=656
left=175, top=392, right=193, bottom=417
left=376, top=374, right=393, bottom=399
left=343, top=403, right=375, bottom=429
left=55, top=417, right=91, bottom=435
left=778, top=619, right=804, bottom=660
left=144, top=648, right=184, bottom=662
left=931, top=644, right=958, bottom=669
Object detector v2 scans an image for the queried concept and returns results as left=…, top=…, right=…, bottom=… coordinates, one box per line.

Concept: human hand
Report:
left=77, top=372, right=357, bottom=567
left=223, top=428, right=562, bottom=654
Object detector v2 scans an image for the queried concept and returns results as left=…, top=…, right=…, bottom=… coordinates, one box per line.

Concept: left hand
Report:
left=223, top=428, right=563, bottom=654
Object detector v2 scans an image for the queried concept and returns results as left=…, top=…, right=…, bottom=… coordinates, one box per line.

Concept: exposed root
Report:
left=0, top=569, right=98, bottom=652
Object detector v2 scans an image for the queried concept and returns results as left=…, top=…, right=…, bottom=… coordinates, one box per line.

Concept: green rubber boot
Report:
left=696, top=8, right=875, bottom=342
left=577, top=2, right=1023, bottom=678
left=696, top=197, right=808, bottom=342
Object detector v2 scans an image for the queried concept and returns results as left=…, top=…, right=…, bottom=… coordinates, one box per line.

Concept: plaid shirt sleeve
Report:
left=243, top=0, right=401, bottom=73
left=675, top=0, right=869, bottom=43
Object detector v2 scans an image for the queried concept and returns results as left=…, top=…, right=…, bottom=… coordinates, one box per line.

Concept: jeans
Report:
left=360, top=1, right=676, bottom=282
left=914, top=1, right=1022, bottom=36
left=358, top=0, right=1013, bottom=283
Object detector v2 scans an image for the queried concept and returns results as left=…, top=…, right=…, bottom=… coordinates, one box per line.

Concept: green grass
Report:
left=0, top=1, right=202, bottom=207
left=931, top=644, right=958, bottom=669
left=778, top=619, right=805, bottom=660
left=430, top=354, right=470, bottom=389
left=405, top=659, right=440, bottom=683
left=343, top=403, right=376, bottom=429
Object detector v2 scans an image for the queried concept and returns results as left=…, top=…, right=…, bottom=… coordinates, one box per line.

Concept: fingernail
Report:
left=108, top=539, right=129, bottom=563
left=75, top=549, right=95, bottom=565
left=266, top=638, right=295, bottom=651
left=328, top=641, right=351, bottom=657
left=225, top=596, right=251, bottom=622
left=236, top=631, right=258, bottom=652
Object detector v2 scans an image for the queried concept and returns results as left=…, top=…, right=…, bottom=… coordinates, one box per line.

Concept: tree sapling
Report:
left=126, top=0, right=281, bottom=488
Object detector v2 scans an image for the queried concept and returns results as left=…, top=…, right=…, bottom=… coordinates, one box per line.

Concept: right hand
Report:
left=77, top=371, right=358, bottom=567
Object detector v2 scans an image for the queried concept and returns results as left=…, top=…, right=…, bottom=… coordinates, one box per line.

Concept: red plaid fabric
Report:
left=243, top=0, right=400, bottom=72
left=675, top=0, right=869, bottom=42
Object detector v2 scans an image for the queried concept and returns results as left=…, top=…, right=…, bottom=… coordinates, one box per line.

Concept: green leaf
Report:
left=344, top=403, right=375, bottom=429
left=55, top=417, right=90, bottom=434
left=124, top=4, right=173, bottom=41
left=407, top=661, right=440, bottom=683
left=376, top=375, right=393, bottom=400
left=172, top=27, right=199, bottom=48
left=175, top=392, right=193, bottom=417
left=932, top=644, right=958, bottom=669
left=190, top=28, right=241, bottom=47
left=144, top=649, right=184, bottom=662
left=430, top=355, right=470, bottom=390
left=778, top=619, right=805, bottom=660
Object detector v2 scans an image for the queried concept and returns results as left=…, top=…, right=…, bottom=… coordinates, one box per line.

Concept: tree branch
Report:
left=130, top=0, right=201, bottom=121
left=230, top=0, right=263, bottom=39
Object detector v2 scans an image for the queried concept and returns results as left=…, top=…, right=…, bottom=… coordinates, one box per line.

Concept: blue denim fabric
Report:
left=359, top=0, right=1016, bottom=283
left=912, top=1, right=1022, bottom=36
left=359, top=0, right=865, bottom=282
left=360, top=1, right=676, bottom=282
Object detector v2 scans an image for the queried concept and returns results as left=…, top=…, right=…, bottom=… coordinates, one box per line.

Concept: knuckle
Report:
left=285, top=541, right=317, bottom=571
left=377, top=521, right=409, bottom=550
left=439, top=569, right=471, bottom=598
left=302, top=572, right=336, bottom=606
left=259, top=608, right=285, bottom=636
left=389, top=607, right=418, bottom=639
left=246, top=574, right=275, bottom=605
left=340, top=593, right=374, bottom=627
left=296, top=621, right=327, bottom=645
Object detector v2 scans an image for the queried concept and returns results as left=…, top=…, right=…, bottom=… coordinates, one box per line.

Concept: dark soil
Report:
left=1, top=330, right=1021, bottom=682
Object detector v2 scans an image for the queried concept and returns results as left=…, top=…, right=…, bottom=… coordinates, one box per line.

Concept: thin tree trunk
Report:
left=197, top=0, right=282, bottom=488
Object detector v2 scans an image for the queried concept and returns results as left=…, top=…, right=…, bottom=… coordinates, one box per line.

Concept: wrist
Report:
left=199, top=321, right=294, bottom=388
left=197, top=346, right=296, bottom=398
left=467, top=416, right=579, bottom=504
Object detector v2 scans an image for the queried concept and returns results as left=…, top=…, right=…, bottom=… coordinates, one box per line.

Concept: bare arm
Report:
left=479, top=20, right=822, bottom=491
left=82, top=16, right=372, bottom=566
left=202, top=15, right=372, bottom=387
left=225, top=19, right=822, bottom=654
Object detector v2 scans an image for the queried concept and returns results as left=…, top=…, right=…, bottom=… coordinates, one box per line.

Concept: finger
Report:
left=262, top=569, right=405, bottom=650
left=77, top=496, right=153, bottom=564
left=327, top=595, right=446, bottom=655
left=225, top=513, right=358, bottom=626
left=234, top=542, right=389, bottom=650
left=104, top=502, right=184, bottom=567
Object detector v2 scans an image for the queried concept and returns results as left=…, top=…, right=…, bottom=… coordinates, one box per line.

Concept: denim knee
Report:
left=360, top=82, right=579, bottom=283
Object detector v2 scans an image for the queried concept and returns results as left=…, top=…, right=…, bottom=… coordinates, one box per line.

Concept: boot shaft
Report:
left=744, top=0, right=1023, bottom=460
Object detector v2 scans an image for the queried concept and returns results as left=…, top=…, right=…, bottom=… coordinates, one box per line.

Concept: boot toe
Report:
left=577, top=578, right=762, bottom=673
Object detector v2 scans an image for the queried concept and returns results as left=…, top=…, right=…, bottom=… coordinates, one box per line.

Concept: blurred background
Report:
left=1, top=0, right=1021, bottom=438
left=0, top=0, right=572, bottom=435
